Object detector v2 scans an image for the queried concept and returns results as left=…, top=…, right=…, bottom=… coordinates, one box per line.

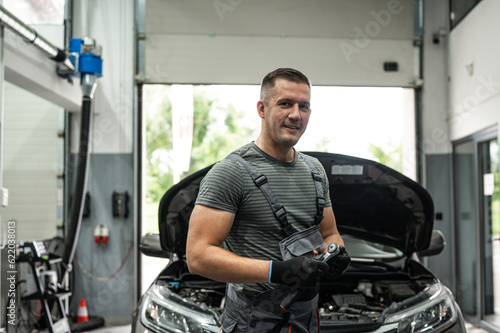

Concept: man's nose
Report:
left=288, top=104, right=301, bottom=119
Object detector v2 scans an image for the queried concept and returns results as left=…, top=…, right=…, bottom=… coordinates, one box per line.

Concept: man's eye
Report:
left=280, top=102, right=291, bottom=107
left=300, top=105, right=310, bottom=111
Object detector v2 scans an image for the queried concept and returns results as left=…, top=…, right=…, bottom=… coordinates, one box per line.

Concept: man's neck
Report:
left=254, top=137, right=295, bottom=162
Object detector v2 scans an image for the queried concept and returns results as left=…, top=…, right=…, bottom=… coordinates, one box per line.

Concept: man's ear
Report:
left=257, top=100, right=265, bottom=119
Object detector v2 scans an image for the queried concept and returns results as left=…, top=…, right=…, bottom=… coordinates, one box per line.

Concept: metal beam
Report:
left=3, top=29, right=81, bottom=111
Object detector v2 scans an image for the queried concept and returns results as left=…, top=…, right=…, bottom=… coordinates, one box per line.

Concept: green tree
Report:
left=313, top=136, right=331, bottom=152
left=367, top=141, right=402, bottom=172
left=145, top=86, right=173, bottom=203
left=145, top=85, right=257, bottom=203
left=144, top=85, right=257, bottom=234
left=188, top=100, right=255, bottom=174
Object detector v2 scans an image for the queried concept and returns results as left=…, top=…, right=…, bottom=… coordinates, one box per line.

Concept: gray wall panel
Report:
left=145, top=0, right=417, bottom=86
left=425, top=153, right=456, bottom=292
left=145, top=34, right=416, bottom=86
left=70, top=153, right=134, bottom=324
left=147, top=0, right=414, bottom=38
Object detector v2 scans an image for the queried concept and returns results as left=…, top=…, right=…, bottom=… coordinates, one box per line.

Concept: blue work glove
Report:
left=270, top=256, right=328, bottom=288
left=326, top=245, right=351, bottom=279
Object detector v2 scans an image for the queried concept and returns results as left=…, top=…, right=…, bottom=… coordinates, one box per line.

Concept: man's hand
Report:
left=270, top=256, right=328, bottom=289
left=326, top=245, right=351, bottom=279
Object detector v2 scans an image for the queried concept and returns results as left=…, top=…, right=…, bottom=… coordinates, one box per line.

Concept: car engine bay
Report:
left=158, top=261, right=437, bottom=326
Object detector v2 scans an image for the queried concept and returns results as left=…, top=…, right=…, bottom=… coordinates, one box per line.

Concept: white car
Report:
left=132, top=152, right=466, bottom=333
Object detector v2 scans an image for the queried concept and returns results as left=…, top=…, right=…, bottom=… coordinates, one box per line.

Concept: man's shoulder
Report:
left=220, top=143, right=263, bottom=167
left=230, top=142, right=259, bottom=159
left=207, top=143, right=256, bottom=174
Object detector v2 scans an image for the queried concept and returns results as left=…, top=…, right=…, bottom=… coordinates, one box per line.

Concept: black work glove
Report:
left=326, top=245, right=351, bottom=279
left=270, top=256, right=328, bottom=289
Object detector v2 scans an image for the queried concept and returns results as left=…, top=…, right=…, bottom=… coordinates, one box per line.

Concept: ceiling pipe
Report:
left=0, top=4, right=75, bottom=72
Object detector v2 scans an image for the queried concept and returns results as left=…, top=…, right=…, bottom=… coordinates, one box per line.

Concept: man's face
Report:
left=258, top=78, right=311, bottom=150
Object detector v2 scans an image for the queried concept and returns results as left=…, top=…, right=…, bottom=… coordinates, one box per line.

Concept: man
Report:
left=187, top=68, right=350, bottom=332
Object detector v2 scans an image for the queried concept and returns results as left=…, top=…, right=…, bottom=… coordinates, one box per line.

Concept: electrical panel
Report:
left=112, top=191, right=129, bottom=218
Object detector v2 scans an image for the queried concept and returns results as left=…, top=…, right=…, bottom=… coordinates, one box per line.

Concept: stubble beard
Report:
left=276, top=125, right=303, bottom=149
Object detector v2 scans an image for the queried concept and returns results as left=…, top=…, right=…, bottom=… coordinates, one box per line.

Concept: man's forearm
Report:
left=187, top=245, right=270, bottom=283
left=321, top=234, right=345, bottom=253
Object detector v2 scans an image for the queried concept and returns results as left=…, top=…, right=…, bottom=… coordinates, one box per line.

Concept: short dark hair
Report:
left=260, top=68, right=311, bottom=103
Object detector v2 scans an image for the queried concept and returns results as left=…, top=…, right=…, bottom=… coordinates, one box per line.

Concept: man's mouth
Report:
left=283, top=124, right=300, bottom=130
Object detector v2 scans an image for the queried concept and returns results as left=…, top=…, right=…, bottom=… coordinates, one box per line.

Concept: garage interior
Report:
left=0, top=0, right=499, bottom=332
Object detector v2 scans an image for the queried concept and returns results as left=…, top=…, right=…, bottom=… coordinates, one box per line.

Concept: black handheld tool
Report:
left=280, top=243, right=340, bottom=311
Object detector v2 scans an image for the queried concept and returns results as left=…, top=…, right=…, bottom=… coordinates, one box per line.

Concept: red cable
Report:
left=108, top=243, right=134, bottom=279
left=74, top=242, right=134, bottom=280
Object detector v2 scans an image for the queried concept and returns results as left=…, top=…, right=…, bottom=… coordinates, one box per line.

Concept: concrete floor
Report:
left=465, top=322, right=491, bottom=333
left=86, top=324, right=131, bottom=332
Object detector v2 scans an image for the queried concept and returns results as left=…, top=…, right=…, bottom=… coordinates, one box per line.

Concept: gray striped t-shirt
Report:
left=195, top=142, right=332, bottom=295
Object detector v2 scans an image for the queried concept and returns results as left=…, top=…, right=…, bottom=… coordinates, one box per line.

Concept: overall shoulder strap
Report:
left=298, top=153, right=325, bottom=225
left=226, top=153, right=294, bottom=236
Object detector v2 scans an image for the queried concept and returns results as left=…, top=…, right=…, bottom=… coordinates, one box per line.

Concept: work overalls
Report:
left=219, top=153, right=325, bottom=333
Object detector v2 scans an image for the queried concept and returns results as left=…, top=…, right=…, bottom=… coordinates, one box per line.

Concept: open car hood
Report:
left=158, top=152, right=434, bottom=257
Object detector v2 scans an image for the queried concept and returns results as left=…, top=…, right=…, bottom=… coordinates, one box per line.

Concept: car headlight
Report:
left=384, top=282, right=458, bottom=333
left=140, top=284, right=219, bottom=333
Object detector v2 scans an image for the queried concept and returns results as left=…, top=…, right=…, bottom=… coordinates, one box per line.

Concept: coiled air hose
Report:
left=60, top=94, right=94, bottom=284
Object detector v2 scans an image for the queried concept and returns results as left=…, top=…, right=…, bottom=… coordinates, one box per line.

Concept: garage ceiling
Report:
left=144, top=0, right=418, bottom=87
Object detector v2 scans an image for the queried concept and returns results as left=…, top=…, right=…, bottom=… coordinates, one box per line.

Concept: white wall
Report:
left=448, top=0, right=500, bottom=141
left=2, top=82, right=62, bottom=241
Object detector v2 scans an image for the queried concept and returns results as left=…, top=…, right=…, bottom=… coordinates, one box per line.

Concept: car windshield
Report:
left=342, top=234, right=404, bottom=260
